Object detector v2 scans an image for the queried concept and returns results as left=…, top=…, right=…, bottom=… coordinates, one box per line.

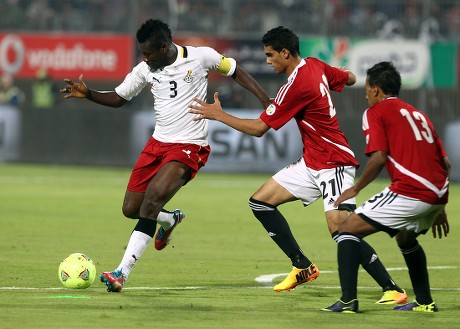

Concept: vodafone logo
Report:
left=0, top=34, right=25, bottom=74
left=0, top=33, right=133, bottom=80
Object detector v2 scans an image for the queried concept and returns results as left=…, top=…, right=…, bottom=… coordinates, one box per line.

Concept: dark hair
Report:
left=136, top=19, right=172, bottom=48
left=262, top=26, right=300, bottom=57
left=366, top=61, right=401, bottom=96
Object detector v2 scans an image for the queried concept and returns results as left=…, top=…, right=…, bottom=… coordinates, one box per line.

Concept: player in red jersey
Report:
left=323, top=61, right=450, bottom=313
left=189, top=26, right=406, bottom=304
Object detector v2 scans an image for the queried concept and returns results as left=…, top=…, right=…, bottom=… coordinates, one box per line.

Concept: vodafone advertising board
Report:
left=0, top=33, right=133, bottom=80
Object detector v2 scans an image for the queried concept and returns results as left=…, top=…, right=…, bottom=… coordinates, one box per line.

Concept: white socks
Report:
left=156, top=210, right=175, bottom=230
left=117, top=230, right=152, bottom=279
left=115, top=211, right=175, bottom=279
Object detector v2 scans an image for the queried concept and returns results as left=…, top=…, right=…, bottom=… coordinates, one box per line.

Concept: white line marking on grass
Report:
left=124, top=286, right=205, bottom=290
left=1, top=267, right=458, bottom=292
left=1, top=285, right=460, bottom=292
left=255, top=266, right=460, bottom=284
left=0, top=286, right=206, bottom=291
left=0, top=287, right=65, bottom=290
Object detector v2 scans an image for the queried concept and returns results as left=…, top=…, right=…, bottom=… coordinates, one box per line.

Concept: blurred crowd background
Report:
left=0, top=0, right=459, bottom=176
left=0, top=0, right=459, bottom=41
left=1, top=0, right=459, bottom=112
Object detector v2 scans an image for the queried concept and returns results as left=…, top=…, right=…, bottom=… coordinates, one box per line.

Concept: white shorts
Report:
left=356, top=187, right=445, bottom=236
left=273, top=157, right=356, bottom=212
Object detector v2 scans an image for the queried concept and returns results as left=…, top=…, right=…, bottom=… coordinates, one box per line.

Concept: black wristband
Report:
left=86, top=89, right=93, bottom=100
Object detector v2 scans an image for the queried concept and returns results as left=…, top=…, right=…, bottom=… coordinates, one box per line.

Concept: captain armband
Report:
left=216, top=56, right=237, bottom=76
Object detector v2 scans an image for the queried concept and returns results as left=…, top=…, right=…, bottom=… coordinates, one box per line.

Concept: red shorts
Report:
left=127, top=137, right=211, bottom=192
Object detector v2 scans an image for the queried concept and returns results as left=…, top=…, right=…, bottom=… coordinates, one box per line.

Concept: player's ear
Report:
left=371, top=85, right=380, bottom=97
left=281, top=48, right=290, bottom=59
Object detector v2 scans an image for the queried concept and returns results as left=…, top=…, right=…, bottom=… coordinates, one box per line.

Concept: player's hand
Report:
left=333, top=186, right=359, bottom=208
left=431, top=209, right=449, bottom=239
left=262, top=97, right=274, bottom=109
left=334, top=66, right=349, bottom=71
left=189, top=92, right=223, bottom=121
left=60, top=74, right=89, bottom=99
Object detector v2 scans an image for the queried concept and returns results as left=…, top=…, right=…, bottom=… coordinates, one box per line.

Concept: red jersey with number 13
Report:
left=363, top=97, right=449, bottom=204
left=260, top=57, right=359, bottom=170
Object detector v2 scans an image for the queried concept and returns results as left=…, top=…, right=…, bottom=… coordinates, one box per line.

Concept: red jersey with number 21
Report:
left=260, top=57, right=359, bottom=171
left=363, top=97, right=449, bottom=204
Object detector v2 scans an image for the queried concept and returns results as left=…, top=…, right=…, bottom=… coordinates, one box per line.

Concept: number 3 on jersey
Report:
left=400, top=108, right=434, bottom=143
left=169, top=81, right=178, bottom=98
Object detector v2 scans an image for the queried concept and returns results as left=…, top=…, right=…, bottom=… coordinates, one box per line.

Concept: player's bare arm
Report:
left=333, top=66, right=356, bottom=86
left=334, top=150, right=387, bottom=207
left=189, top=92, right=270, bottom=137
left=60, top=74, right=127, bottom=108
left=232, top=65, right=272, bottom=108
left=346, top=71, right=356, bottom=86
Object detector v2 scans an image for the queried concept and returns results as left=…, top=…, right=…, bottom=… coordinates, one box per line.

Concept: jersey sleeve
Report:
left=310, top=57, right=348, bottom=92
left=114, top=62, right=148, bottom=101
left=194, top=46, right=237, bottom=76
left=260, top=79, right=304, bottom=130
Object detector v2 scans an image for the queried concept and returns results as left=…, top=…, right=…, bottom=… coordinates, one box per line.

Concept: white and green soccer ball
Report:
left=58, top=253, right=96, bottom=289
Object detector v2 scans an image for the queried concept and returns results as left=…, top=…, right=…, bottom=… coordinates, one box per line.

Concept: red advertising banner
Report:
left=0, top=33, right=133, bottom=80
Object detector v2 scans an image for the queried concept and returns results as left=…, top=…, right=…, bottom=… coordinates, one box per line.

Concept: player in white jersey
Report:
left=60, top=19, right=271, bottom=292
left=114, top=44, right=232, bottom=146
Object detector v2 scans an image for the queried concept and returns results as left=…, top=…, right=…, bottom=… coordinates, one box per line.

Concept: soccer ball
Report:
left=58, top=253, right=96, bottom=289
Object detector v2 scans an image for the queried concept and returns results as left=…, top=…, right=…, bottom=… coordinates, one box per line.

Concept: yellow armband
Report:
left=216, top=56, right=236, bottom=76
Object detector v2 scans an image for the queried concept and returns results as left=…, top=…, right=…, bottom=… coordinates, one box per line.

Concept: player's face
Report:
left=264, top=45, right=286, bottom=74
left=138, top=41, right=168, bottom=71
left=365, top=77, right=378, bottom=106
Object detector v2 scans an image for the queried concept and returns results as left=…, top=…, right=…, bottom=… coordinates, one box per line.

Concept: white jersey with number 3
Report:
left=115, top=44, right=236, bottom=146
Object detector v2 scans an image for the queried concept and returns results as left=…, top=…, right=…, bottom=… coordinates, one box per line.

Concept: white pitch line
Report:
left=1, top=266, right=458, bottom=292
left=0, top=286, right=206, bottom=291
left=1, top=285, right=460, bottom=292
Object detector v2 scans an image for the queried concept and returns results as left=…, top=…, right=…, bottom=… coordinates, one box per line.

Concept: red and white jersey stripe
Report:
left=363, top=97, right=448, bottom=204
left=260, top=57, right=359, bottom=170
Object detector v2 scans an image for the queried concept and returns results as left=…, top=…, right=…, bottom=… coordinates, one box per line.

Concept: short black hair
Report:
left=366, top=61, right=401, bottom=96
left=262, top=26, right=300, bottom=57
left=136, top=19, right=172, bottom=48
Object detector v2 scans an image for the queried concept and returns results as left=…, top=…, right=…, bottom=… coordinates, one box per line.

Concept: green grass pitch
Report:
left=0, top=163, right=458, bottom=328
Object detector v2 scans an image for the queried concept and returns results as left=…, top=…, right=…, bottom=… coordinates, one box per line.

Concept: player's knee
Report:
left=122, top=191, right=143, bottom=219
left=395, top=230, right=418, bottom=249
left=138, top=198, right=163, bottom=220
left=122, top=204, right=139, bottom=219
left=248, top=197, right=276, bottom=220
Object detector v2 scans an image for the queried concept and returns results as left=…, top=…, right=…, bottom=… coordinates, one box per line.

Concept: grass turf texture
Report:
left=0, top=163, right=458, bottom=328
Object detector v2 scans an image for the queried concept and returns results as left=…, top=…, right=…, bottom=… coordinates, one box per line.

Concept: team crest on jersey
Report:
left=183, top=70, right=193, bottom=83
left=266, top=104, right=276, bottom=116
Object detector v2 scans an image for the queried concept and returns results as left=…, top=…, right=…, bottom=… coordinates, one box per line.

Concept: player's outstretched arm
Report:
left=232, top=65, right=272, bottom=108
left=189, top=92, right=270, bottom=137
left=333, top=66, right=356, bottom=86
left=60, top=74, right=127, bottom=108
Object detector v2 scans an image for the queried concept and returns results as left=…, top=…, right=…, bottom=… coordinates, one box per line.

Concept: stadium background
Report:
left=0, top=0, right=459, bottom=179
